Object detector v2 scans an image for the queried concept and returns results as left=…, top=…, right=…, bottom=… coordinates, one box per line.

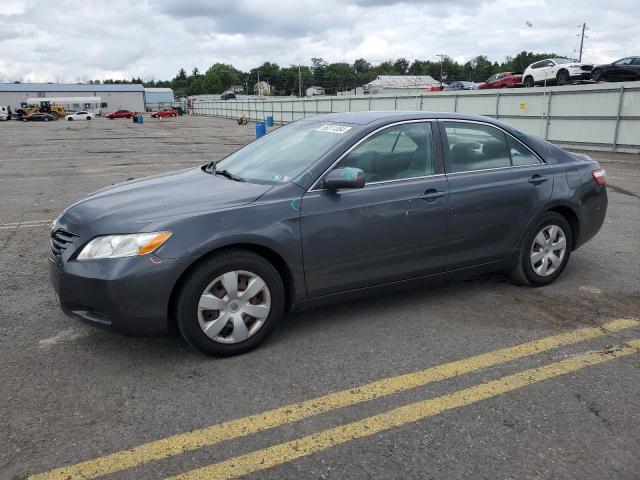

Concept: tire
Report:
left=500, top=84, right=509, bottom=89
left=557, top=70, right=570, bottom=85
left=171, top=113, right=176, bottom=117
left=44, top=117, right=49, bottom=122
left=87, top=116, right=91, bottom=120
left=510, top=212, right=573, bottom=286
left=523, top=76, right=534, bottom=88
left=591, top=69, right=603, bottom=82
left=67, top=118, right=73, bottom=121
left=175, top=249, right=285, bottom=356
left=22, top=118, right=27, bottom=122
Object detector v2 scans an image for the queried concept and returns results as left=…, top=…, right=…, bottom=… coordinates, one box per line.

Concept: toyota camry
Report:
left=49, top=112, right=607, bottom=356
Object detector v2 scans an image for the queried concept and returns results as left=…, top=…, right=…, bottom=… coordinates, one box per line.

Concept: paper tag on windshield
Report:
left=317, top=124, right=352, bottom=134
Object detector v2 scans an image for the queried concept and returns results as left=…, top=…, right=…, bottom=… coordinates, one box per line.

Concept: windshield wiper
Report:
left=215, top=169, right=245, bottom=182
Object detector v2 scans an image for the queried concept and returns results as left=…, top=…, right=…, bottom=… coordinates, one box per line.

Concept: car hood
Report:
left=62, top=167, right=273, bottom=234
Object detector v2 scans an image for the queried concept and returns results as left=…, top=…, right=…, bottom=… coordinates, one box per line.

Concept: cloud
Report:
left=0, top=0, right=636, bottom=83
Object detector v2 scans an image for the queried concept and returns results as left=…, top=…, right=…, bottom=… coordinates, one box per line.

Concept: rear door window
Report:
left=507, top=137, right=541, bottom=166
left=442, top=122, right=510, bottom=173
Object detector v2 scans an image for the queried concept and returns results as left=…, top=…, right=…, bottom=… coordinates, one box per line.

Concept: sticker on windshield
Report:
left=316, top=124, right=352, bottom=134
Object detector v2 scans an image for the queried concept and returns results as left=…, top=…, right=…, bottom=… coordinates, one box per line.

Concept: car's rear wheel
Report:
left=44, top=117, right=49, bottom=122
left=175, top=249, right=285, bottom=356
left=523, top=76, right=534, bottom=88
left=591, top=69, right=603, bottom=82
left=171, top=113, right=176, bottom=117
left=500, top=84, right=509, bottom=89
left=67, top=117, right=73, bottom=121
left=87, top=116, right=91, bottom=120
left=557, top=70, right=570, bottom=85
left=511, top=212, right=572, bottom=286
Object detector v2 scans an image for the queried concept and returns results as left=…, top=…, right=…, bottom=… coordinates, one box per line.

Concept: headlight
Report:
left=77, top=231, right=172, bottom=260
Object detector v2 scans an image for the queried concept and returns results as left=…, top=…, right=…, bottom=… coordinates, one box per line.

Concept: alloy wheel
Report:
left=530, top=224, right=567, bottom=277
left=197, top=270, right=271, bottom=344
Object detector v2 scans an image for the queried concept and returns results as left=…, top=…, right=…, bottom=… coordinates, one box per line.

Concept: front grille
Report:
left=51, top=228, right=79, bottom=257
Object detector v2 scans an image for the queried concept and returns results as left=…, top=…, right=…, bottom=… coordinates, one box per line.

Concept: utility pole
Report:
left=298, top=65, right=302, bottom=97
left=577, top=23, right=588, bottom=62
left=436, top=54, right=446, bottom=86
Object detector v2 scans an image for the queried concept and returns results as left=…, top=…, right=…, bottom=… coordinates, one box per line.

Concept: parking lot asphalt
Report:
left=1, top=115, right=639, bottom=480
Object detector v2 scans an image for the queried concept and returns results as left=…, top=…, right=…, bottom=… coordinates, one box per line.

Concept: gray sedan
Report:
left=49, top=112, right=608, bottom=356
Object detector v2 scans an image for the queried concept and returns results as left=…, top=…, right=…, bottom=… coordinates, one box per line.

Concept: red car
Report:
left=106, top=109, right=136, bottom=119
left=151, top=108, right=178, bottom=118
left=478, top=72, right=522, bottom=89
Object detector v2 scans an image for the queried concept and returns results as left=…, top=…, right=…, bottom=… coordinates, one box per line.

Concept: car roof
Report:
left=304, top=111, right=505, bottom=126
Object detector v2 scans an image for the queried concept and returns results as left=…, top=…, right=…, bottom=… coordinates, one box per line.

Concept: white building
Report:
left=363, top=75, right=440, bottom=95
left=144, top=87, right=175, bottom=108
left=305, top=86, right=325, bottom=97
left=253, top=81, right=272, bottom=96
left=0, top=83, right=146, bottom=114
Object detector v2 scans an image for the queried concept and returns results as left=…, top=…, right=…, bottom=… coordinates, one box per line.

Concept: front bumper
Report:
left=48, top=217, right=193, bottom=336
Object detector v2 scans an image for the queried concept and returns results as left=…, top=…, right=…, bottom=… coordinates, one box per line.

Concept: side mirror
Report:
left=323, top=167, right=366, bottom=190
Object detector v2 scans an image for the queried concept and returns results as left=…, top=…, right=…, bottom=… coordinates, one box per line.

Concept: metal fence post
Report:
left=419, top=95, right=423, bottom=111
left=302, top=98, right=306, bottom=118
left=544, top=91, right=553, bottom=140
left=454, top=94, right=458, bottom=112
left=612, top=86, right=625, bottom=152
left=330, top=98, right=333, bottom=113
left=394, top=96, right=397, bottom=110
left=495, top=92, right=500, bottom=119
left=368, top=96, right=372, bottom=110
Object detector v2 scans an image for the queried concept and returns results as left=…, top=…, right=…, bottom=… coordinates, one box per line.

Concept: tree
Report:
left=393, top=58, right=409, bottom=75
left=201, top=63, right=243, bottom=94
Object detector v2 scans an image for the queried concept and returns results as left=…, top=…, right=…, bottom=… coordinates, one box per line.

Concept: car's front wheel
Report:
left=175, top=249, right=285, bottom=356
left=523, top=76, right=534, bottom=87
left=557, top=70, right=570, bottom=85
left=511, top=212, right=572, bottom=286
left=67, top=117, right=73, bottom=121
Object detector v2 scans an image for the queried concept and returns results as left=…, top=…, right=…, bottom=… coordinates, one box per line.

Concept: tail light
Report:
left=592, top=168, right=606, bottom=186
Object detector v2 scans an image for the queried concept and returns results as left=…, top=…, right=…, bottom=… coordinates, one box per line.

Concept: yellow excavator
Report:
left=17, top=101, right=66, bottom=120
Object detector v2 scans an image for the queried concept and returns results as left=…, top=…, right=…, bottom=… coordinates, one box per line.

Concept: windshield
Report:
left=215, top=121, right=356, bottom=184
left=553, top=58, right=571, bottom=64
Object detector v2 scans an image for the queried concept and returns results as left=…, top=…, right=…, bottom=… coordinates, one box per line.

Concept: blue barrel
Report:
left=256, top=122, right=266, bottom=138
left=266, top=115, right=273, bottom=127
left=137, top=114, right=144, bottom=124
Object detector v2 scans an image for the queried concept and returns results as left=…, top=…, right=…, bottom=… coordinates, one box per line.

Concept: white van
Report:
left=0, top=106, right=10, bottom=121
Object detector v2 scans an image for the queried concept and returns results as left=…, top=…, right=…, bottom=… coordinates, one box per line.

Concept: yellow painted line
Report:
left=0, top=220, right=51, bottom=229
left=28, top=318, right=638, bottom=480
left=171, top=339, right=640, bottom=480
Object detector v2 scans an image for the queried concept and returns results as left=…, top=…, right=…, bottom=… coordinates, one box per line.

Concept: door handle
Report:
left=418, top=189, right=447, bottom=200
left=528, top=174, right=549, bottom=185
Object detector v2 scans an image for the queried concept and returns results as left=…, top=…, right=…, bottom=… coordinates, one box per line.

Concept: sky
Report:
left=0, top=0, right=637, bottom=83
